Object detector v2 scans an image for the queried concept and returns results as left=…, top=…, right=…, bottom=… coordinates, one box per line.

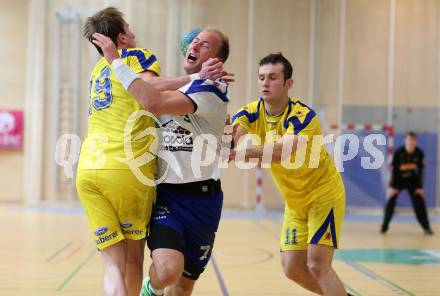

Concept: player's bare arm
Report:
left=138, top=58, right=234, bottom=91
left=92, top=32, right=228, bottom=116
left=93, top=32, right=233, bottom=91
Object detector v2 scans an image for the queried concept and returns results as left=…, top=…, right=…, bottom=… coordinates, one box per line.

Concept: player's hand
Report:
left=223, top=114, right=237, bottom=150
left=389, top=187, right=400, bottom=197
left=219, top=70, right=235, bottom=83
left=199, top=58, right=235, bottom=82
left=224, top=114, right=240, bottom=145
left=224, top=114, right=239, bottom=133
left=415, top=188, right=425, bottom=198
left=199, top=58, right=223, bottom=80
left=92, top=33, right=120, bottom=64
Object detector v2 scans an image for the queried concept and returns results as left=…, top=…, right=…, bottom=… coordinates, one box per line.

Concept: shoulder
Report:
left=232, top=99, right=263, bottom=123
left=284, top=98, right=317, bottom=130
left=120, top=47, right=156, bottom=58
left=181, top=79, right=228, bottom=102
left=118, top=48, right=160, bottom=75
left=91, top=58, right=110, bottom=76
left=239, top=99, right=263, bottom=113
left=288, top=98, right=316, bottom=117
left=119, top=48, right=158, bottom=69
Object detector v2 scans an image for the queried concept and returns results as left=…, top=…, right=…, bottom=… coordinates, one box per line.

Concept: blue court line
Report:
left=222, top=210, right=440, bottom=223
left=7, top=206, right=440, bottom=223
left=210, top=255, right=229, bottom=296
left=344, top=213, right=440, bottom=223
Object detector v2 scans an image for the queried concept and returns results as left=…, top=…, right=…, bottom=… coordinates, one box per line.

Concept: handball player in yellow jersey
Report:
left=231, top=53, right=351, bottom=296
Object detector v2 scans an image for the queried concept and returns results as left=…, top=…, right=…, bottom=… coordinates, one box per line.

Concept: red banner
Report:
left=0, top=110, right=23, bottom=150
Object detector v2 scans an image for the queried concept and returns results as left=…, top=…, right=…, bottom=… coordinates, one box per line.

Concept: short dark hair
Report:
left=83, top=7, right=126, bottom=55
left=406, top=131, right=417, bottom=139
left=259, top=52, right=293, bottom=81
left=205, top=28, right=230, bottom=62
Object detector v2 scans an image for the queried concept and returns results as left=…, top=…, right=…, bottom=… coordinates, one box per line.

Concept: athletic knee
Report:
left=281, top=260, right=308, bottom=283
left=307, top=261, right=331, bottom=280
left=283, top=266, right=308, bottom=283
left=153, top=261, right=183, bottom=287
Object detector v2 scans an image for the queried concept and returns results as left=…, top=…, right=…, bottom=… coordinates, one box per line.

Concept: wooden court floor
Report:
left=0, top=205, right=438, bottom=295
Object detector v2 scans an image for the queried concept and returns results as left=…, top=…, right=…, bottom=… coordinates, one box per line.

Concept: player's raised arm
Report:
left=138, top=57, right=233, bottom=91
left=92, top=32, right=200, bottom=116
left=92, top=33, right=231, bottom=116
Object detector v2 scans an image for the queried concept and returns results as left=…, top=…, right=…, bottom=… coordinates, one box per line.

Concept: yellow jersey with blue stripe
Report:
left=232, top=97, right=344, bottom=209
left=77, top=48, right=161, bottom=174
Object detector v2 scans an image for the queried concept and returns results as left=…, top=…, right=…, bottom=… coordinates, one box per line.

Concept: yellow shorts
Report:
left=76, top=169, right=156, bottom=250
left=280, top=190, right=345, bottom=251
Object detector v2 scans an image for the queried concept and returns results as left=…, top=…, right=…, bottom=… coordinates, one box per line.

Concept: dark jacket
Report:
left=391, top=146, right=424, bottom=189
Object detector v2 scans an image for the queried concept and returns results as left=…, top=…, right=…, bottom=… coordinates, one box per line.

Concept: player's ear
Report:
left=285, top=78, right=294, bottom=89
left=116, top=32, right=126, bottom=47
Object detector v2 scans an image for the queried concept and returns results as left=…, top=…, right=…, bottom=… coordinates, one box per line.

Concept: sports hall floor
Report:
left=0, top=205, right=438, bottom=295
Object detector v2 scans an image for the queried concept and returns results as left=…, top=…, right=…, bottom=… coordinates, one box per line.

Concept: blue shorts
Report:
left=147, top=181, right=223, bottom=279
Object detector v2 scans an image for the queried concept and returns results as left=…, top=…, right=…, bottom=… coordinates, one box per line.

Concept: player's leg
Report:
left=307, top=190, right=347, bottom=295
left=307, top=244, right=346, bottom=295
left=103, top=170, right=156, bottom=296
left=148, top=242, right=185, bottom=293
left=280, top=206, right=322, bottom=294
left=280, top=250, right=323, bottom=294
left=142, top=188, right=186, bottom=296
left=125, top=239, right=146, bottom=296
left=381, top=188, right=400, bottom=233
left=101, top=241, right=128, bottom=295
left=165, top=225, right=216, bottom=296
left=408, top=187, right=433, bottom=234
left=76, top=170, right=128, bottom=295
left=165, top=182, right=223, bottom=296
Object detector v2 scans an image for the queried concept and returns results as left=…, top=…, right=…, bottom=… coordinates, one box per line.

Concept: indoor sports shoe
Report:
left=424, top=228, right=434, bottom=235
left=380, top=225, right=388, bottom=234
left=140, top=277, right=158, bottom=296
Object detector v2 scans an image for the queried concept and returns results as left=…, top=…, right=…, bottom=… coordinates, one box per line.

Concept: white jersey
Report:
left=156, top=79, right=229, bottom=184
